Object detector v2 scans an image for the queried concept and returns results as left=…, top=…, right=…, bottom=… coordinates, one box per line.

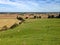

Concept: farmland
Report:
left=0, top=19, right=21, bottom=30
left=0, top=19, right=60, bottom=45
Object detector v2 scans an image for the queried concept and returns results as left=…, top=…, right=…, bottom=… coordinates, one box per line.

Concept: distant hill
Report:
left=0, top=12, right=60, bottom=14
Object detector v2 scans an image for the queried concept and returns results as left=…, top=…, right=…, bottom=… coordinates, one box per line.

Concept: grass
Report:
left=0, top=19, right=60, bottom=45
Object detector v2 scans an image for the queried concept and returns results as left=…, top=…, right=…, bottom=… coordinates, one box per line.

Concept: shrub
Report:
left=25, top=17, right=28, bottom=19
left=34, top=16, right=37, bottom=19
left=57, top=14, right=60, bottom=18
left=39, top=16, right=41, bottom=18
left=10, top=23, right=18, bottom=29
left=51, top=15, right=54, bottom=18
left=48, top=15, right=50, bottom=18
left=48, top=15, right=54, bottom=18
left=2, top=25, right=8, bottom=30
left=55, top=14, right=60, bottom=18
left=17, top=16, right=25, bottom=21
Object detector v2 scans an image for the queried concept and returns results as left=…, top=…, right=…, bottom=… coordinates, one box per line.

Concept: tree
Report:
left=34, top=16, right=37, bottom=19
left=51, top=15, right=54, bottom=18
left=17, top=16, right=25, bottom=21
left=39, top=16, right=41, bottom=18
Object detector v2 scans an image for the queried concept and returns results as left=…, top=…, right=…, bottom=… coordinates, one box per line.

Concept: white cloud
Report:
left=0, top=0, right=60, bottom=12
left=0, top=0, right=41, bottom=12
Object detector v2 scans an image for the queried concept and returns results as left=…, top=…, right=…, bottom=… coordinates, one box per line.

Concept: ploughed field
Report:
left=0, top=19, right=21, bottom=30
left=0, top=19, right=60, bottom=45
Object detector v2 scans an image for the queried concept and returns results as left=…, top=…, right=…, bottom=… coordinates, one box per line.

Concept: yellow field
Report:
left=0, top=19, right=21, bottom=30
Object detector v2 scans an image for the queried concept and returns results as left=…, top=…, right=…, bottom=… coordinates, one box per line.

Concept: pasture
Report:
left=0, top=19, right=60, bottom=45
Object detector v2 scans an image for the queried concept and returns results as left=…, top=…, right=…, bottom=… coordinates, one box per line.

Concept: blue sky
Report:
left=0, top=0, right=60, bottom=12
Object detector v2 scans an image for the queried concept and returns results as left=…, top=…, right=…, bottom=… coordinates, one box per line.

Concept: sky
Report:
left=0, top=0, right=60, bottom=12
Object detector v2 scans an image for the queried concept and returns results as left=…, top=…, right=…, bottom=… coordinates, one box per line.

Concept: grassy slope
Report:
left=0, top=19, right=60, bottom=45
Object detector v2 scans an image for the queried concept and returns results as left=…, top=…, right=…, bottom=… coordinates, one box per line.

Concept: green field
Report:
left=0, top=19, right=60, bottom=45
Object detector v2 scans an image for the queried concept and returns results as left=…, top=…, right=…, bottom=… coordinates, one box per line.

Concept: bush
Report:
left=10, top=23, right=18, bottom=29
left=55, top=14, right=60, bottom=18
left=25, top=17, right=28, bottom=19
left=17, top=16, right=25, bottom=21
left=39, top=16, right=41, bottom=18
left=48, top=15, right=50, bottom=18
left=48, top=15, right=54, bottom=18
left=2, top=25, right=8, bottom=30
left=57, top=14, right=60, bottom=18
left=51, top=15, right=54, bottom=18
left=34, top=16, right=37, bottom=19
